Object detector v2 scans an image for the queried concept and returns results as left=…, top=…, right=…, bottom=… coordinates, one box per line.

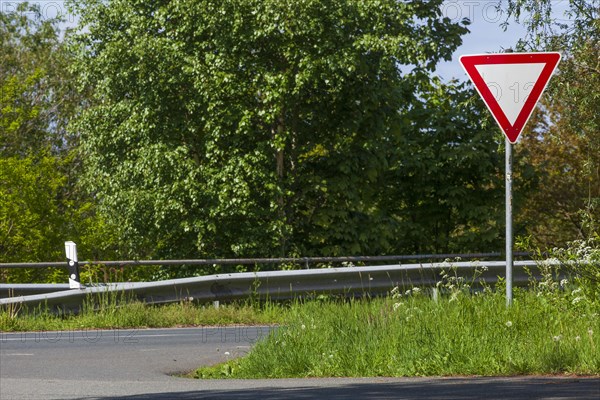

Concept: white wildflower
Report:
left=505, top=321, right=513, bottom=328
left=560, top=279, right=568, bottom=287
left=301, top=324, right=306, bottom=330
left=393, top=302, right=403, bottom=311
left=449, top=292, right=459, bottom=302
left=553, top=335, right=562, bottom=342
left=571, top=297, right=583, bottom=305
left=575, top=336, right=581, bottom=342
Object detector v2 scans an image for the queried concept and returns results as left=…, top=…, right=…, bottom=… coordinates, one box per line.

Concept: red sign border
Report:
left=459, top=52, right=561, bottom=143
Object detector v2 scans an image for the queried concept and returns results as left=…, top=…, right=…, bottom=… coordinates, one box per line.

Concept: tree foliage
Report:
left=0, top=4, right=112, bottom=281
left=387, top=78, right=506, bottom=254
left=0, top=3, right=78, bottom=157
left=506, top=0, right=600, bottom=246
left=68, top=0, right=472, bottom=260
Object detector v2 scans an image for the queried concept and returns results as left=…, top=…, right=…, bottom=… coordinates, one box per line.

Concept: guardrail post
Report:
left=65, top=241, right=82, bottom=289
left=432, top=288, right=439, bottom=303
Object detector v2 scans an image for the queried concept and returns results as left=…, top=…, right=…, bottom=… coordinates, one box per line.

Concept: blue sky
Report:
left=436, top=0, right=573, bottom=82
left=436, top=0, right=528, bottom=82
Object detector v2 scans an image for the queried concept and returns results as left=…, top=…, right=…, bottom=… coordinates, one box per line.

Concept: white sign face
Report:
left=474, top=63, right=546, bottom=126
left=459, top=52, right=561, bottom=143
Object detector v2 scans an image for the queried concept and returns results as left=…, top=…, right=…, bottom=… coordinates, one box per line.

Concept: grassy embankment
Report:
left=193, top=266, right=599, bottom=378
left=193, top=290, right=598, bottom=378
left=0, top=297, right=282, bottom=331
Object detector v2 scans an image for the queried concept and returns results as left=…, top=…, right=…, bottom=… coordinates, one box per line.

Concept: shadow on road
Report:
left=82, top=377, right=600, bottom=400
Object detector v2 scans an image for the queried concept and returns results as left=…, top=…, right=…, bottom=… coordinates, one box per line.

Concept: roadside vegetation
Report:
left=0, top=299, right=283, bottom=332
left=193, top=260, right=599, bottom=378
left=193, top=295, right=598, bottom=378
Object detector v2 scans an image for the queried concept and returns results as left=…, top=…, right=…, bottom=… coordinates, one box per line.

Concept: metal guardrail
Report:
left=0, top=252, right=528, bottom=269
left=0, top=284, right=71, bottom=297
left=0, top=260, right=548, bottom=312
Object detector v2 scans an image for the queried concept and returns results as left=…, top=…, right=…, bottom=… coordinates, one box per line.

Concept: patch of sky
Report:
left=436, top=0, right=574, bottom=82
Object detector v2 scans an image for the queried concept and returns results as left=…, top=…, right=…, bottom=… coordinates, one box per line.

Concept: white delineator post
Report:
left=65, top=241, right=82, bottom=289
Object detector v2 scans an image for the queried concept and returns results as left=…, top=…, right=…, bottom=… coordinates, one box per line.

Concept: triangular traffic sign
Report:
left=460, top=52, right=561, bottom=143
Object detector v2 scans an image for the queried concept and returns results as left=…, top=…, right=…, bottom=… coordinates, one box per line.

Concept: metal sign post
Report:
left=459, top=52, right=561, bottom=307
left=505, top=139, right=513, bottom=306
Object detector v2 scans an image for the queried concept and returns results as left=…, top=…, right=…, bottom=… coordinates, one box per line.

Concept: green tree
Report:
left=68, top=0, right=469, bottom=261
left=0, top=4, right=114, bottom=282
left=1, top=3, right=78, bottom=157
left=0, top=155, right=65, bottom=280
left=384, top=78, right=507, bottom=254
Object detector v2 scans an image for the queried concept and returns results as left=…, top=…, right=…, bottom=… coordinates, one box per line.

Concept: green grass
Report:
left=0, top=298, right=283, bottom=332
left=193, top=289, right=599, bottom=378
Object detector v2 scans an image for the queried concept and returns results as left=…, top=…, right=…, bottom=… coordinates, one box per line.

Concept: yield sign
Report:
left=459, top=52, right=561, bottom=143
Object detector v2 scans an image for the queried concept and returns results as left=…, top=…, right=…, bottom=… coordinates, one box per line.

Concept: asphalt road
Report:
left=1, top=327, right=599, bottom=399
